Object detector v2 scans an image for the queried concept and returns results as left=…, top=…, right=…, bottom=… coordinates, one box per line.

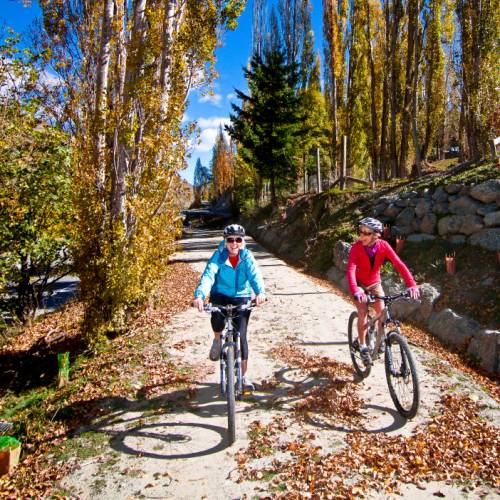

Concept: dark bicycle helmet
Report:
left=358, top=217, right=383, bottom=235
left=223, top=224, right=245, bottom=238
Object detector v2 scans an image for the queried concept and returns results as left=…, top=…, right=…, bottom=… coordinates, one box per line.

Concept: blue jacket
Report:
left=194, top=240, right=265, bottom=300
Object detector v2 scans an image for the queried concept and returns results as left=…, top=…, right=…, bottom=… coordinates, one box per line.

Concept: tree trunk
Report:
left=399, top=0, right=417, bottom=178
left=389, top=0, right=402, bottom=179
left=331, top=74, right=338, bottom=178
left=270, top=173, right=277, bottom=205
left=94, top=0, right=114, bottom=205
left=379, top=0, right=391, bottom=181
left=411, top=19, right=422, bottom=177
left=365, top=0, right=379, bottom=182
left=111, top=0, right=128, bottom=228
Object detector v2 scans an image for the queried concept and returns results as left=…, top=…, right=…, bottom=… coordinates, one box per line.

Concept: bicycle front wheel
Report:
left=348, top=311, right=371, bottom=378
left=225, top=345, right=236, bottom=445
left=384, top=331, right=420, bottom=418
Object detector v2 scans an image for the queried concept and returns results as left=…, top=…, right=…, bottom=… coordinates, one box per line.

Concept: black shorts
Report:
left=210, top=292, right=251, bottom=360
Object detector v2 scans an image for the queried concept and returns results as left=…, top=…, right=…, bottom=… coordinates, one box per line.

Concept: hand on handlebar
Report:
left=354, top=289, right=367, bottom=303
left=192, top=297, right=204, bottom=312
left=255, top=294, right=266, bottom=306
left=407, top=286, right=420, bottom=300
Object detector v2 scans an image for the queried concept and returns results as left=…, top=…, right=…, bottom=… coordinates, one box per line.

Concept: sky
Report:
left=1, top=0, right=324, bottom=184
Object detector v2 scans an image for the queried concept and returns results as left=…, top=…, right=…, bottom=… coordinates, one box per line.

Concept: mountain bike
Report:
left=204, top=300, right=255, bottom=445
left=347, top=291, right=420, bottom=418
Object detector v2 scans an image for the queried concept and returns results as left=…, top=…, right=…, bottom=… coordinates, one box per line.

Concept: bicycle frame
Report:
left=204, top=301, right=254, bottom=397
left=219, top=312, right=243, bottom=397
left=365, top=292, right=405, bottom=356
left=348, top=290, right=420, bottom=417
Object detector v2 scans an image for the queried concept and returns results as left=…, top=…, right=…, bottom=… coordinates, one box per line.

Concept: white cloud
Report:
left=40, top=69, right=63, bottom=88
left=197, top=116, right=230, bottom=129
left=226, top=93, right=236, bottom=101
left=190, top=116, right=231, bottom=153
left=198, top=92, right=222, bottom=106
left=195, top=128, right=218, bottom=152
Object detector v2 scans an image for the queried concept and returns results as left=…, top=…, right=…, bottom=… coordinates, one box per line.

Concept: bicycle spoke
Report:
left=385, top=332, right=420, bottom=418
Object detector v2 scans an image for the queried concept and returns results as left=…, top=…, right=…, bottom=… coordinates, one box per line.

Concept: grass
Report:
left=52, top=430, right=110, bottom=462
left=0, top=388, right=53, bottom=421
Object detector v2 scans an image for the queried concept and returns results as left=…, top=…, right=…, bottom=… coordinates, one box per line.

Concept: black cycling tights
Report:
left=209, top=292, right=251, bottom=360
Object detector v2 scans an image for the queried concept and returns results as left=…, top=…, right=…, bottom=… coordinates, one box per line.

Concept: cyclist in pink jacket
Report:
left=346, top=217, right=420, bottom=364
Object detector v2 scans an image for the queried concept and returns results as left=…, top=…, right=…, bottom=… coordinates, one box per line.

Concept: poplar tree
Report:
left=322, top=0, right=347, bottom=177
left=211, top=125, right=234, bottom=200
left=421, top=0, right=446, bottom=162
left=37, top=0, right=244, bottom=342
left=346, top=0, right=371, bottom=177
left=456, top=0, right=499, bottom=160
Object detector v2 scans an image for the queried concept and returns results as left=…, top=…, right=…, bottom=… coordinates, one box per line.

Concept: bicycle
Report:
left=203, top=300, right=255, bottom=445
left=347, top=291, right=420, bottom=418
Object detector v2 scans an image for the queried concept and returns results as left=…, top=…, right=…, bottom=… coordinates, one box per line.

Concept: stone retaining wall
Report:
left=370, top=178, right=500, bottom=251
left=246, top=178, right=500, bottom=375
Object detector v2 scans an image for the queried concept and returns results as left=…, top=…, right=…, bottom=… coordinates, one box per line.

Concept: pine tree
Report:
left=228, top=48, right=303, bottom=204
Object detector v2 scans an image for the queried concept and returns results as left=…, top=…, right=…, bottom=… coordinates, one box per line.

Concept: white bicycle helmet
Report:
left=223, top=224, right=245, bottom=238
left=358, top=217, right=383, bottom=235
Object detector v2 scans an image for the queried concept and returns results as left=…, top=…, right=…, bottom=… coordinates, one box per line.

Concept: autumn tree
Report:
left=36, top=0, right=244, bottom=342
left=298, top=52, right=330, bottom=188
left=210, top=125, right=235, bottom=203
left=0, top=34, right=72, bottom=324
left=323, top=0, right=347, bottom=177
left=419, top=0, right=446, bottom=162
left=456, top=0, right=499, bottom=160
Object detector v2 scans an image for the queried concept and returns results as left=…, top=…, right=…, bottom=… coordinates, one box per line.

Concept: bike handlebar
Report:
left=203, top=299, right=257, bottom=314
left=367, top=290, right=411, bottom=303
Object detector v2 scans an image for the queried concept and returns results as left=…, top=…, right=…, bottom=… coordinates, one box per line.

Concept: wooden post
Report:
left=341, top=136, right=347, bottom=190
left=445, top=253, right=456, bottom=275
left=316, top=147, right=322, bottom=193
left=395, top=236, right=405, bottom=253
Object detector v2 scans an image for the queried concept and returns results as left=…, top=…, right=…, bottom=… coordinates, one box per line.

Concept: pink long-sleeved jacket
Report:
left=346, top=239, right=416, bottom=295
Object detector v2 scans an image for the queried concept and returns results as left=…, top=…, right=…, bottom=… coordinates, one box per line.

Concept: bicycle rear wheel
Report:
left=347, top=312, right=371, bottom=378
left=225, top=345, right=236, bottom=445
left=384, top=331, right=420, bottom=418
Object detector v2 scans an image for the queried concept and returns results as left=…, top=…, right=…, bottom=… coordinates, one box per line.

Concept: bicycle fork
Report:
left=385, top=333, right=409, bottom=378
left=220, top=330, right=229, bottom=395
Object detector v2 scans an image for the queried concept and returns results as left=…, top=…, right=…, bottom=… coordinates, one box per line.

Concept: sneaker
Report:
left=360, top=346, right=372, bottom=366
left=242, top=376, right=255, bottom=391
left=209, top=339, right=222, bottom=361
left=352, top=338, right=360, bottom=351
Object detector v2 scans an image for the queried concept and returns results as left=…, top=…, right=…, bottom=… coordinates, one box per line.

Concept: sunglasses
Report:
left=358, top=229, right=374, bottom=236
left=226, top=237, right=243, bottom=243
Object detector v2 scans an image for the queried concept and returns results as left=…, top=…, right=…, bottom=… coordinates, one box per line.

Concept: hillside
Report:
left=243, top=159, right=500, bottom=332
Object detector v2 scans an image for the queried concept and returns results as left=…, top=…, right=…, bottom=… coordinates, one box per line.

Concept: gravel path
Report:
left=60, top=229, right=499, bottom=499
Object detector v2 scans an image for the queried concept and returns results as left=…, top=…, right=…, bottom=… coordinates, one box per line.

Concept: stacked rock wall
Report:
left=369, top=179, right=500, bottom=251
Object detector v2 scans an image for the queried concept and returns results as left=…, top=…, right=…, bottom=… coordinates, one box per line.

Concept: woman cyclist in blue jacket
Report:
left=193, top=224, right=266, bottom=388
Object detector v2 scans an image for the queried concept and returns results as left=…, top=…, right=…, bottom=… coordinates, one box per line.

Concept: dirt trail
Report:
left=60, top=230, right=499, bottom=499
